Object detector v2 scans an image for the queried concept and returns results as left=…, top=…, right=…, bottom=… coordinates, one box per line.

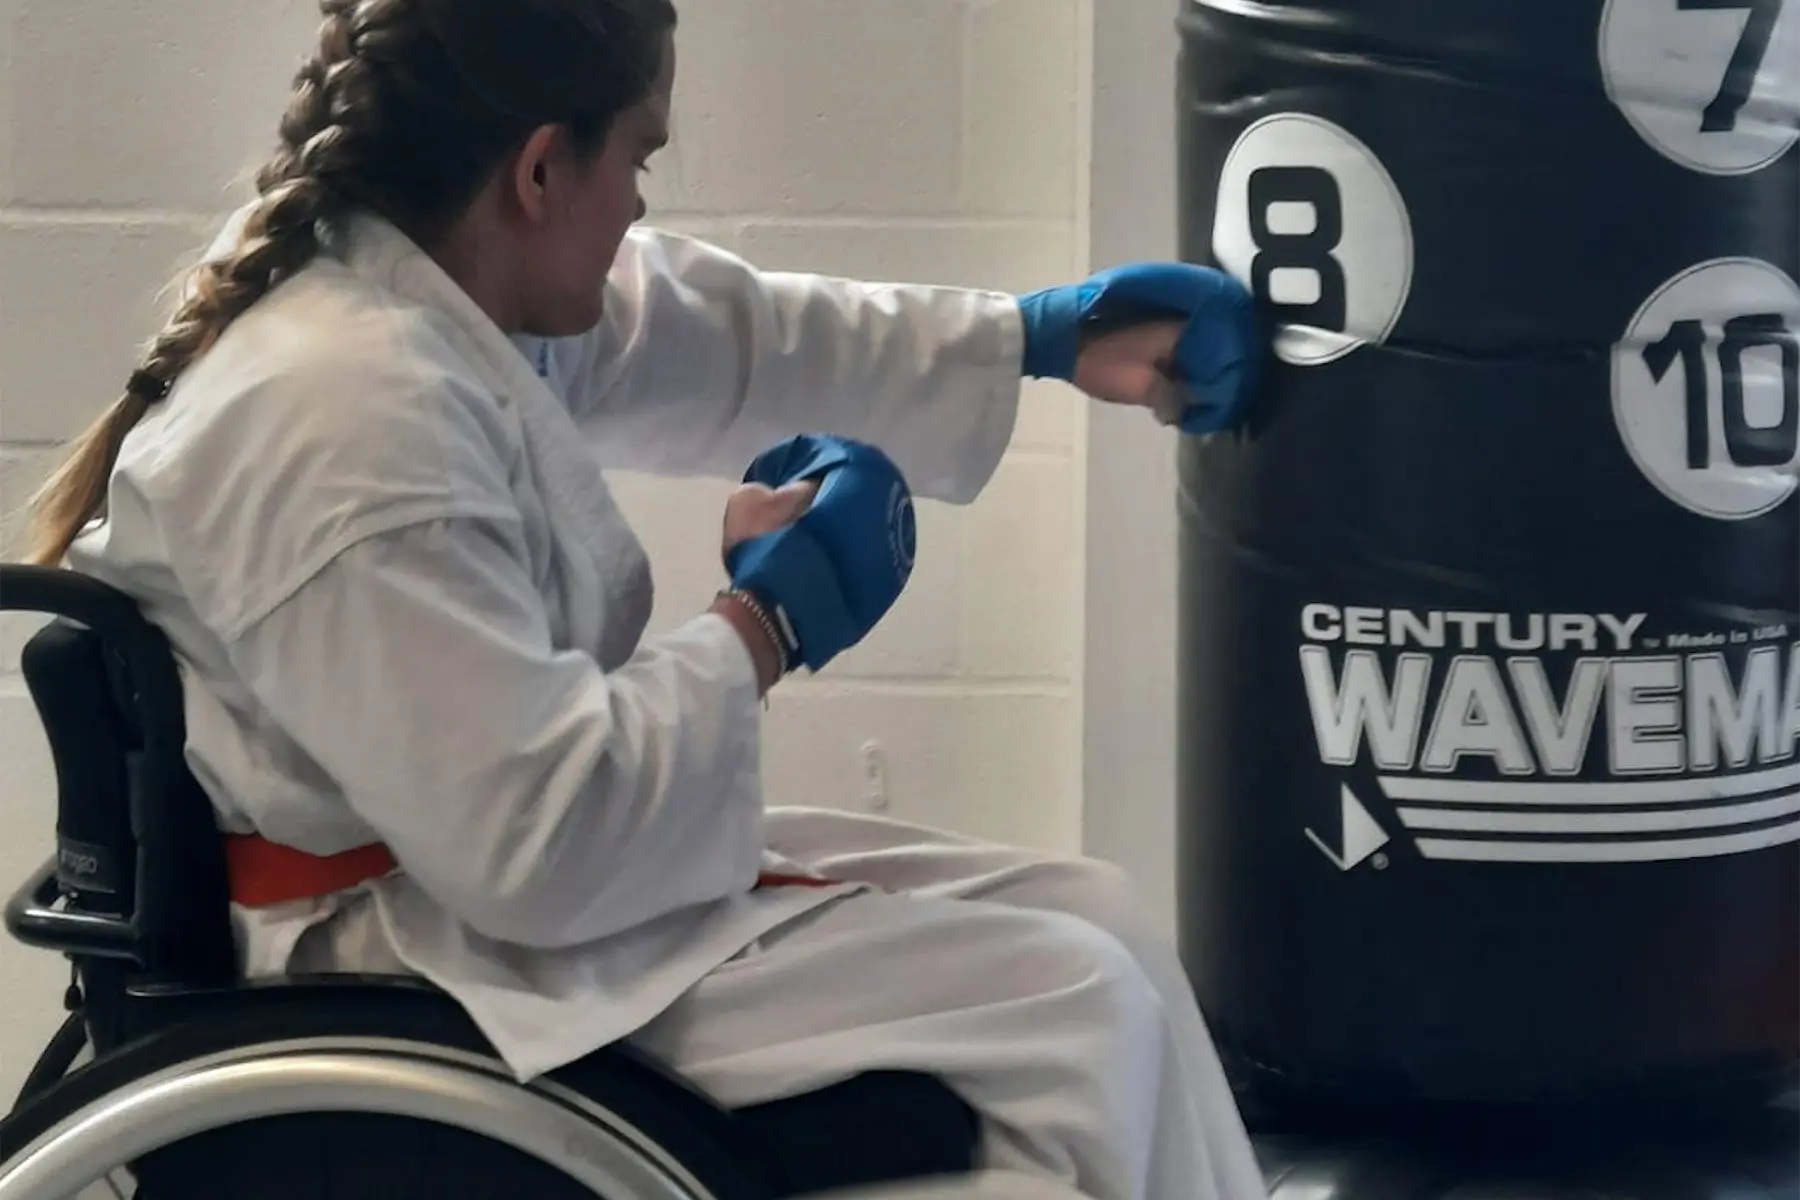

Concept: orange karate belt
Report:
left=223, top=833, right=837, bottom=908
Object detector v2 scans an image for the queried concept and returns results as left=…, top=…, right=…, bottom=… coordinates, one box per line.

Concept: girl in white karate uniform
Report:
left=23, top=2, right=1267, bottom=1198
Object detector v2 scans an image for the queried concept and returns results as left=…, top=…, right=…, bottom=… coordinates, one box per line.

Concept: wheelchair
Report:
left=1, top=560, right=1797, bottom=1200
left=0, top=563, right=996, bottom=1200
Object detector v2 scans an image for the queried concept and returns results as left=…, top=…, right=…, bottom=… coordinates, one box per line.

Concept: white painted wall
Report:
left=1081, top=0, right=1184, bottom=935
left=0, top=0, right=1104, bottom=1109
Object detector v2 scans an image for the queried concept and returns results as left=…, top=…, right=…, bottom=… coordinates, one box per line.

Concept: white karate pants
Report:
left=627, top=808, right=1266, bottom=1200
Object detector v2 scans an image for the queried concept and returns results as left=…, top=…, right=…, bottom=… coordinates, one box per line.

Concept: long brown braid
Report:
left=23, top=0, right=674, bottom=566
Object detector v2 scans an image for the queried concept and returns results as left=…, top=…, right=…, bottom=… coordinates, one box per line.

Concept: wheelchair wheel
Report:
left=0, top=991, right=754, bottom=1199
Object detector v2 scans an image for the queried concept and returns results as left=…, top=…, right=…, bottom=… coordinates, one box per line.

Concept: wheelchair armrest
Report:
left=129, top=972, right=446, bottom=997
left=5, top=854, right=141, bottom=964
left=123, top=972, right=447, bottom=1024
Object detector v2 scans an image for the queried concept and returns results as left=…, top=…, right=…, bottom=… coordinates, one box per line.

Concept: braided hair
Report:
left=25, top=0, right=675, bottom=566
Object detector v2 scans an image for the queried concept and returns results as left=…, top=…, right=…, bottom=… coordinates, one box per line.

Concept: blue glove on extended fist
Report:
left=1016, top=262, right=1261, bottom=435
left=726, top=434, right=917, bottom=674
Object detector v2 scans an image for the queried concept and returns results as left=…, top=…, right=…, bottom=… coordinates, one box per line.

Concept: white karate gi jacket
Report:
left=66, top=209, right=1024, bottom=1082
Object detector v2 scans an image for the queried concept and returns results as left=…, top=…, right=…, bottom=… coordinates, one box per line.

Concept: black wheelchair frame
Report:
left=0, top=563, right=981, bottom=1199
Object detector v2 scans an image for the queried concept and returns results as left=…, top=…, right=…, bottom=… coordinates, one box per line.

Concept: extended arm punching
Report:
left=535, top=228, right=1025, bottom=505
left=534, top=231, right=1265, bottom=499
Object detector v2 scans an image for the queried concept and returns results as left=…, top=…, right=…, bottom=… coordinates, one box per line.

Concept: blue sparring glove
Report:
left=1016, top=262, right=1261, bottom=435
left=725, top=434, right=917, bottom=674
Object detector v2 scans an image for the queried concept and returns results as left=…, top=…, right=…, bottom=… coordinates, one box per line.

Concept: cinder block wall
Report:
left=0, top=0, right=1091, bottom=1103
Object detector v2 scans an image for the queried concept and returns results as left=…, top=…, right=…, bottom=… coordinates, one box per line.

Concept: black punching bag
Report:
left=1176, top=0, right=1800, bottom=1114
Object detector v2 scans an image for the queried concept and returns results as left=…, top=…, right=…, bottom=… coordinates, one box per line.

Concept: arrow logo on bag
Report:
left=1306, top=785, right=1390, bottom=871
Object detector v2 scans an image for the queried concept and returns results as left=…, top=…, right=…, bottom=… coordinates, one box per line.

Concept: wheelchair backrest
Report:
left=2, top=564, right=235, bottom=988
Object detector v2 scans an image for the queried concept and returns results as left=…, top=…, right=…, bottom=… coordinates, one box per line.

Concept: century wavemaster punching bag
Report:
left=1176, top=0, right=1800, bottom=1113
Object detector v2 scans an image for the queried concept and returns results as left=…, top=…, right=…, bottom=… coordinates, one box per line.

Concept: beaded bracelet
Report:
left=717, top=587, right=797, bottom=679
